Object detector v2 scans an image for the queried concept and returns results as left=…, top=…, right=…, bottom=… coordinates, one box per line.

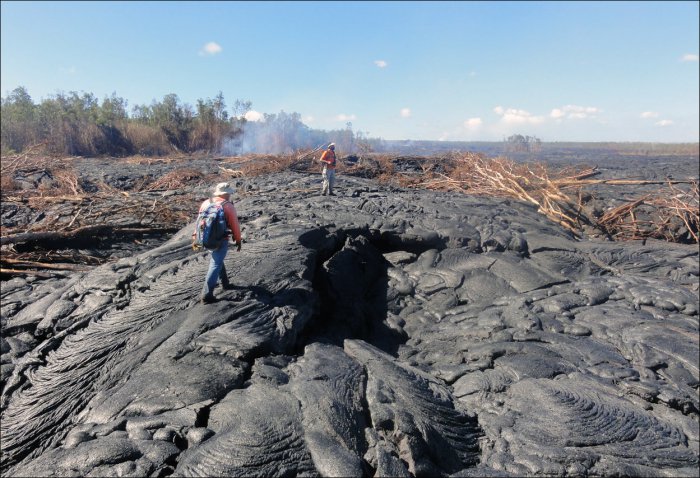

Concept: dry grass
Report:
left=123, top=123, right=174, bottom=156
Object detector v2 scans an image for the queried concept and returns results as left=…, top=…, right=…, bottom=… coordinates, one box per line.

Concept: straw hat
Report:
left=213, top=182, right=235, bottom=196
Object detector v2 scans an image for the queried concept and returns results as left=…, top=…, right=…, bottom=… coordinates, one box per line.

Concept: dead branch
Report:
left=1, top=225, right=182, bottom=246
left=0, top=268, right=66, bottom=278
left=219, top=166, right=244, bottom=177
left=556, top=178, right=695, bottom=188
left=1, top=258, right=92, bottom=271
left=595, top=179, right=699, bottom=242
left=296, top=144, right=325, bottom=161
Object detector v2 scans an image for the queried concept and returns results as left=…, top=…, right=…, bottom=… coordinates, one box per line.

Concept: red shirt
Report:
left=196, top=196, right=241, bottom=242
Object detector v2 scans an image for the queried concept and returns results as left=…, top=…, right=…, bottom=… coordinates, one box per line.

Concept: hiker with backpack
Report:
left=192, top=182, right=242, bottom=304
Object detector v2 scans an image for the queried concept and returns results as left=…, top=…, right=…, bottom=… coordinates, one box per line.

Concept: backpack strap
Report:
left=216, top=200, right=232, bottom=232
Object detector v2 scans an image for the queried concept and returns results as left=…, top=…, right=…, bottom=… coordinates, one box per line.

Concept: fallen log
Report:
left=1, top=225, right=181, bottom=246
left=0, top=258, right=92, bottom=271
left=565, top=167, right=600, bottom=180
left=556, top=179, right=696, bottom=187
left=0, top=267, right=67, bottom=278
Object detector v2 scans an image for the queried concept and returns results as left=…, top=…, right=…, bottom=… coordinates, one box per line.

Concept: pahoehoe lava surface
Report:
left=1, top=171, right=698, bottom=477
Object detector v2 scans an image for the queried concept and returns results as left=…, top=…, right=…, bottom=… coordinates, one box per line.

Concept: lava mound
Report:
left=1, top=172, right=698, bottom=477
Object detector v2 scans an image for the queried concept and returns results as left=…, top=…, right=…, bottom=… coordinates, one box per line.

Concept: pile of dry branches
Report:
left=1, top=146, right=85, bottom=197
left=2, top=150, right=697, bottom=279
left=209, top=149, right=699, bottom=243
left=1, top=250, right=104, bottom=278
left=394, top=152, right=698, bottom=242
left=405, top=153, right=596, bottom=233
left=343, top=154, right=398, bottom=181
left=598, top=180, right=699, bottom=243
left=238, top=154, right=302, bottom=176
left=142, top=168, right=206, bottom=191
left=213, top=145, right=337, bottom=178
left=233, top=147, right=326, bottom=177
left=0, top=142, right=51, bottom=175
left=1, top=188, right=193, bottom=277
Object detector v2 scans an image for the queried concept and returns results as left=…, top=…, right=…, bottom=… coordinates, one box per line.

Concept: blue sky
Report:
left=1, top=1, right=698, bottom=142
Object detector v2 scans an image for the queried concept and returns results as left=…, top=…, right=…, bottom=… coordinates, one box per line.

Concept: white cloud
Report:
left=400, top=108, right=411, bottom=118
left=641, top=111, right=659, bottom=119
left=244, top=110, right=263, bottom=121
left=655, top=119, right=673, bottom=126
left=550, top=108, right=565, bottom=119
left=464, top=117, right=482, bottom=128
left=199, top=42, right=223, bottom=56
left=681, top=53, right=699, bottom=62
left=303, top=115, right=314, bottom=124
left=495, top=106, right=545, bottom=125
left=550, top=105, right=600, bottom=120
left=336, top=114, right=357, bottom=122
left=374, top=60, right=387, bottom=68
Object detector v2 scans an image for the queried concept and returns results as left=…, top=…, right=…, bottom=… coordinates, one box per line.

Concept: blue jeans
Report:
left=202, top=240, right=229, bottom=298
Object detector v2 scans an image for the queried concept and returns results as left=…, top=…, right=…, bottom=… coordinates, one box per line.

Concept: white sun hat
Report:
left=213, top=182, right=235, bottom=196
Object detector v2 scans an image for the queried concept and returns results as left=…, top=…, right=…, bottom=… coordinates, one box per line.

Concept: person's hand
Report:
left=235, top=240, right=242, bottom=252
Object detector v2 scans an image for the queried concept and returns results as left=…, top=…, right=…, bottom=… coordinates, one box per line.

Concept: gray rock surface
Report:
left=1, top=171, right=698, bottom=477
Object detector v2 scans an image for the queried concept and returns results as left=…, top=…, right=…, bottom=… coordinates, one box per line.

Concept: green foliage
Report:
left=97, top=93, right=128, bottom=127
left=1, top=86, right=38, bottom=153
left=1, top=86, right=379, bottom=157
left=191, top=91, right=231, bottom=152
left=149, top=93, right=193, bottom=151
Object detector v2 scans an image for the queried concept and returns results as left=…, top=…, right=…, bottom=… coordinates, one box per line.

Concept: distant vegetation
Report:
left=2, top=86, right=698, bottom=159
left=504, top=134, right=542, bottom=153
left=0, top=87, right=376, bottom=157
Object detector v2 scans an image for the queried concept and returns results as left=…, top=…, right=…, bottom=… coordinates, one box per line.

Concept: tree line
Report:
left=0, top=87, right=375, bottom=157
left=503, top=134, right=542, bottom=153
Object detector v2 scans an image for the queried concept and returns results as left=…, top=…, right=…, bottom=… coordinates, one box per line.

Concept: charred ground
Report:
left=0, top=147, right=698, bottom=477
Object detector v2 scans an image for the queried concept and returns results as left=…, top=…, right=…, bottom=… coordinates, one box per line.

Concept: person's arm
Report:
left=320, top=150, right=330, bottom=164
left=224, top=202, right=242, bottom=249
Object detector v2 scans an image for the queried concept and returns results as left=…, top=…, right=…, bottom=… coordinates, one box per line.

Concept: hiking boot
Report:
left=201, top=295, right=217, bottom=304
left=329, top=192, right=336, bottom=196
left=221, top=283, right=236, bottom=290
